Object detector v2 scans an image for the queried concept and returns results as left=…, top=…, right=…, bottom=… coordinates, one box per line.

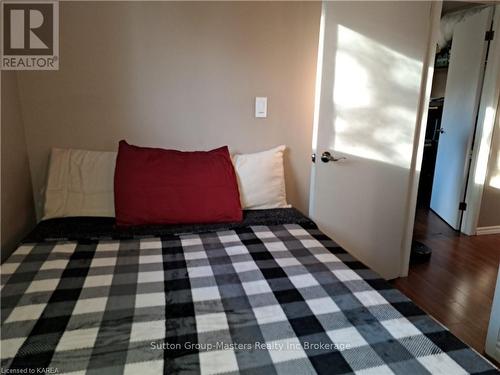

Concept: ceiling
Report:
left=442, top=1, right=496, bottom=15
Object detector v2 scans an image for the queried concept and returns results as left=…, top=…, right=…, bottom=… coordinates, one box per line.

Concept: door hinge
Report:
left=459, top=202, right=467, bottom=211
left=311, top=153, right=316, bottom=163
left=485, top=30, right=494, bottom=41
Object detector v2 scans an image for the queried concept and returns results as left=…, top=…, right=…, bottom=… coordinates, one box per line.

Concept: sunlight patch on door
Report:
left=330, top=25, right=422, bottom=169
left=474, top=106, right=496, bottom=185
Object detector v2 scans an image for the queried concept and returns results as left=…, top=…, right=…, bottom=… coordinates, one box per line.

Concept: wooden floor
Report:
left=392, top=208, right=500, bottom=356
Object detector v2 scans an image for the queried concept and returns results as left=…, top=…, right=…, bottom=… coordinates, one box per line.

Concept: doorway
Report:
left=396, top=6, right=500, bottom=355
left=308, top=1, right=498, bottom=280
left=411, top=2, right=498, bottom=260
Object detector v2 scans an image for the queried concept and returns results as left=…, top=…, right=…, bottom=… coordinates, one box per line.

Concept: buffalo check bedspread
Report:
left=1, top=223, right=498, bottom=374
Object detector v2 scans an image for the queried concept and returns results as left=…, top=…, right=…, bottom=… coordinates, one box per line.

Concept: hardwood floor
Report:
left=392, top=208, right=500, bottom=356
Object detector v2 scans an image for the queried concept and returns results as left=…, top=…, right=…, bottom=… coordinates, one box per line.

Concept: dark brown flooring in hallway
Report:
left=392, top=209, right=500, bottom=358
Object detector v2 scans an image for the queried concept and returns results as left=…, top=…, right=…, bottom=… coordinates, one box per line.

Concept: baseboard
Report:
left=476, top=225, right=500, bottom=235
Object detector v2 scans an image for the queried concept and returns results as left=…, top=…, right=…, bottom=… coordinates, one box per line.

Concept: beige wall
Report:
left=16, top=1, right=321, bottom=218
left=1, top=72, right=36, bottom=261
left=478, top=105, right=500, bottom=228
left=430, top=68, right=448, bottom=99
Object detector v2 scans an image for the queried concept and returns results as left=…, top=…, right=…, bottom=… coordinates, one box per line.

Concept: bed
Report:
left=1, top=208, right=498, bottom=374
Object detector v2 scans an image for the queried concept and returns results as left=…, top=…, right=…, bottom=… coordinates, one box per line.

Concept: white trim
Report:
left=476, top=226, right=500, bottom=235
left=462, top=5, right=500, bottom=235
left=308, top=1, right=326, bottom=217
left=401, top=1, right=443, bottom=277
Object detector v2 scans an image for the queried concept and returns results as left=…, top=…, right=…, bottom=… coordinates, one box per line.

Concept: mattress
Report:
left=1, top=209, right=497, bottom=374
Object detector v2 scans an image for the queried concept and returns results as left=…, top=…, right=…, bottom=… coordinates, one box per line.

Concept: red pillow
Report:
left=114, top=141, right=242, bottom=226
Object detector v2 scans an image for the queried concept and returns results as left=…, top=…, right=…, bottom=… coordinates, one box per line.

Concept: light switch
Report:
left=255, top=97, right=267, bottom=118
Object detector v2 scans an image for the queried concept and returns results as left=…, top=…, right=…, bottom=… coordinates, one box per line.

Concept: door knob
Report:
left=321, top=151, right=346, bottom=163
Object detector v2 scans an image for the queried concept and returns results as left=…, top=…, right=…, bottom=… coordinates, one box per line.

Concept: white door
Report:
left=430, top=7, right=493, bottom=230
left=310, top=1, right=433, bottom=279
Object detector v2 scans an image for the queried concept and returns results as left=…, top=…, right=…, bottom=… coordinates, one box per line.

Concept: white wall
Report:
left=16, top=1, right=321, bottom=218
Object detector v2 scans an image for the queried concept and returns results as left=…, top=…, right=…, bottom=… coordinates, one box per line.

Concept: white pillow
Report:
left=43, top=148, right=117, bottom=219
left=232, top=145, right=290, bottom=209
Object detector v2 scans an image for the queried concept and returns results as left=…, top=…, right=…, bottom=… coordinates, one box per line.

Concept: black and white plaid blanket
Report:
left=1, top=223, right=498, bottom=374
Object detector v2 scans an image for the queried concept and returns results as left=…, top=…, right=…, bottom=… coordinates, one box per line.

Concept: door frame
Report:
left=402, top=3, right=500, bottom=276
left=400, top=0, right=443, bottom=277
left=461, top=6, right=500, bottom=235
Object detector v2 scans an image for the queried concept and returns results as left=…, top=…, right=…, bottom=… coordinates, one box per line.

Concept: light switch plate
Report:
left=255, top=97, right=267, bottom=118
